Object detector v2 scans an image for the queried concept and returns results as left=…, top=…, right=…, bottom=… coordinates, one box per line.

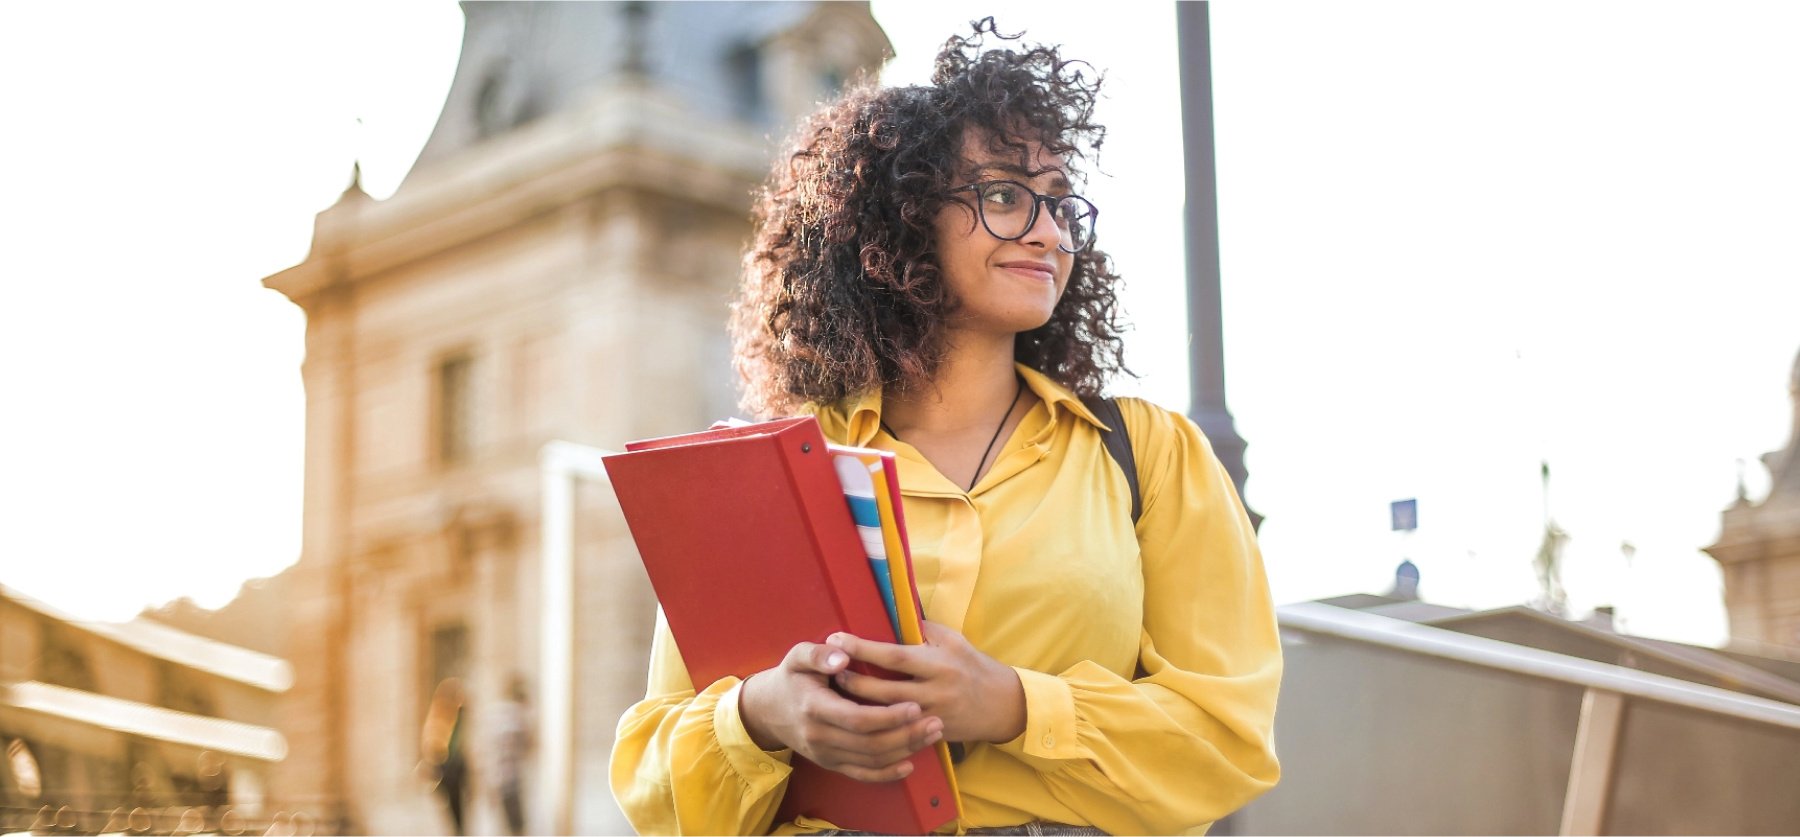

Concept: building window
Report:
left=727, top=44, right=767, bottom=126
left=38, top=626, right=95, bottom=692
left=436, top=354, right=476, bottom=466
left=156, top=661, right=215, bottom=717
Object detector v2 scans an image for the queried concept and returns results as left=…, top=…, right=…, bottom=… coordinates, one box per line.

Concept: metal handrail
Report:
left=1279, top=601, right=1800, bottom=731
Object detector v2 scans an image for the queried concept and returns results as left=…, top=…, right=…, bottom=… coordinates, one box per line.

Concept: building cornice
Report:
left=1708, top=499, right=1800, bottom=563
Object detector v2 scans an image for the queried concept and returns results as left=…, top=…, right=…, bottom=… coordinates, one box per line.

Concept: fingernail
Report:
left=826, top=634, right=847, bottom=648
left=896, top=762, right=913, bottom=777
left=826, top=652, right=846, bottom=668
left=926, top=729, right=943, bottom=745
left=927, top=718, right=943, bottom=735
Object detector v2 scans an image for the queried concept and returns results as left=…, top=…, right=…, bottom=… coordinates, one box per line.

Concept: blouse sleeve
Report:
left=988, top=399, right=1283, bottom=835
left=610, top=609, right=797, bottom=835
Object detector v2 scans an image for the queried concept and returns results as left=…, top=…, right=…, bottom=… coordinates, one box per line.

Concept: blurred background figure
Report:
left=487, top=676, right=533, bottom=836
left=420, top=678, right=469, bottom=836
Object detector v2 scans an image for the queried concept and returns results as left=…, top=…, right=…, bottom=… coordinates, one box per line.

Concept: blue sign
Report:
left=1391, top=499, right=1418, bottom=532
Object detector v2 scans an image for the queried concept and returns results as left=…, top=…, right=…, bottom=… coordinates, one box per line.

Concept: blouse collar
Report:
left=811, top=363, right=1112, bottom=447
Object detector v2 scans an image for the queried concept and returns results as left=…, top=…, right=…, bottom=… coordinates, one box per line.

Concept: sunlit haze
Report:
left=4, top=2, right=1797, bottom=648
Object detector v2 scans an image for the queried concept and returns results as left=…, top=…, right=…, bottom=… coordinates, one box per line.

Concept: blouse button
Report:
left=1042, top=734, right=1056, bottom=749
left=759, top=763, right=774, bottom=774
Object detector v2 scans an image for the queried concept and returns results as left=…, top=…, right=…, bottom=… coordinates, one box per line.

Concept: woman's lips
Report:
left=998, top=261, right=1055, bottom=280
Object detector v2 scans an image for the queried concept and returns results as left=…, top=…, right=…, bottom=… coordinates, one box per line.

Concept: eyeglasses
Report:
left=948, top=180, right=1099, bottom=253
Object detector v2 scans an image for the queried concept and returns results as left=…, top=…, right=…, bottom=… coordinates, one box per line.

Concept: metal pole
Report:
left=1177, top=1, right=1261, bottom=531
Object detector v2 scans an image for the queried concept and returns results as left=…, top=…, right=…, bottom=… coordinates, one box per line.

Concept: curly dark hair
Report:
left=729, top=18, right=1132, bottom=417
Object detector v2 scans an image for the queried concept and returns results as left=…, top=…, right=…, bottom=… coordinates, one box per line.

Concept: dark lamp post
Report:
left=1178, top=1, right=1261, bottom=531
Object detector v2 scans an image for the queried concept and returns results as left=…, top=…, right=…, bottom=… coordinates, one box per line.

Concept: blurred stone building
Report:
left=0, top=585, right=291, bottom=834
left=1707, top=347, right=1800, bottom=653
left=261, top=3, right=888, bottom=833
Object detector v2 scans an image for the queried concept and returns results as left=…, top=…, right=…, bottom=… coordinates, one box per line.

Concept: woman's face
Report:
left=932, top=131, right=1077, bottom=339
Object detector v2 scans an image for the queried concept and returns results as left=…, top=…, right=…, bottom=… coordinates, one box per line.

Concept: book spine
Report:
left=833, top=451, right=903, bottom=640
left=775, top=428, right=896, bottom=651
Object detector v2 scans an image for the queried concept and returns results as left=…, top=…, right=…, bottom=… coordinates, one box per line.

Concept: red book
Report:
left=603, top=416, right=960, bottom=834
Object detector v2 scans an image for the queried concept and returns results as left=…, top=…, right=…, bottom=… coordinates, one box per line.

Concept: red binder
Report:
left=603, top=416, right=959, bottom=834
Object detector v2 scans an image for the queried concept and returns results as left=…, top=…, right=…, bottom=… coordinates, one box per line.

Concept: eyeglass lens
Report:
left=975, top=181, right=1096, bottom=251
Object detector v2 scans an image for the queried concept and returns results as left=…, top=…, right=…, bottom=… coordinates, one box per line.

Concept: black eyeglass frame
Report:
left=946, top=180, right=1100, bottom=254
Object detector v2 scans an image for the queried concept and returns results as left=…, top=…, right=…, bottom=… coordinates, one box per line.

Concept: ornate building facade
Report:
left=262, top=3, right=888, bottom=833
left=1708, top=348, right=1800, bottom=653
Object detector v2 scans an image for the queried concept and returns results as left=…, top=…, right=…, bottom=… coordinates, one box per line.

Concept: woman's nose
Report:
left=1019, top=199, right=1063, bottom=248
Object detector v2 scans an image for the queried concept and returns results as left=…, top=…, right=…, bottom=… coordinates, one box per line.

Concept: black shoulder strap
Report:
left=1081, top=395, right=1141, bottom=524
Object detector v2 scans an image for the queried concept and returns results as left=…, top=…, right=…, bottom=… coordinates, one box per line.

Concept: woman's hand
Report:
left=827, top=621, right=1028, bottom=745
left=738, top=640, right=946, bottom=782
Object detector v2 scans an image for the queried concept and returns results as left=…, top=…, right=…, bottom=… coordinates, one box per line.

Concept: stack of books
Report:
left=604, top=416, right=961, bottom=834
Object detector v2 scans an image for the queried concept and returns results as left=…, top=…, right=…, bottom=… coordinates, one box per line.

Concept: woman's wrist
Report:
left=738, top=671, right=785, bottom=751
left=983, top=664, right=1029, bottom=743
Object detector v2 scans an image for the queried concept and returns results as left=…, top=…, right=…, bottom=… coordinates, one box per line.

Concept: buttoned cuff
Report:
left=991, top=666, right=1079, bottom=770
left=713, top=679, right=795, bottom=789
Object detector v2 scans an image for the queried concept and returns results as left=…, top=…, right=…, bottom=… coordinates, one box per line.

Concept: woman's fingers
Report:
left=782, top=641, right=851, bottom=677
left=829, top=758, right=917, bottom=784
left=805, top=715, right=944, bottom=770
left=825, top=632, right=931, bottom=675
left=826, top=622, right=1027, bottom=745
left=749, top=638, right=955, bottom=767
left=809, top=692, right=920, bottom=735
left=832, top=667, right=921, bottom=707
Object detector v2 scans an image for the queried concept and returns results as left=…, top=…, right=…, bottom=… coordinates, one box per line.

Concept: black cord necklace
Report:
left=970, top=375, right=1026, bottom=490
left=881, top=375, right=1025, bottom=492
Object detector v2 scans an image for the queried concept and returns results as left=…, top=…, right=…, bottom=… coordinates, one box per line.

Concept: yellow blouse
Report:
left=611, top=364, right=1282, bottom=835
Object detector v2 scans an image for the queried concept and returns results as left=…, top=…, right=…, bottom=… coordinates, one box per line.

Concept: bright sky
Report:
left=4, top=3, right=1797, bottom=648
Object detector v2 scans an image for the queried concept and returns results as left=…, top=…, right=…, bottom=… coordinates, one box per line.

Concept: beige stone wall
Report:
left=1765, top=551, right=1800, bottom=647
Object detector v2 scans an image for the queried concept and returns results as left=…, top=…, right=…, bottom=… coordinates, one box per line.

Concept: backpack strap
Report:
left=1081, top=395, right=1141, bottom=525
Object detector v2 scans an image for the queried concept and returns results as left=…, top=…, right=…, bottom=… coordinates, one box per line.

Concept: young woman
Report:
left=612, top=20, right=1281, bottom=835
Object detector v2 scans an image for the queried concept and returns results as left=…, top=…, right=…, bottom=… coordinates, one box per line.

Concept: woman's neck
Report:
left=882, top=332, right=1020, bottom=437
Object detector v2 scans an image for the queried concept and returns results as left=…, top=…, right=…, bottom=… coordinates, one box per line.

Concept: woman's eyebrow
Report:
left=974, top=163, right=1073, bottom=191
